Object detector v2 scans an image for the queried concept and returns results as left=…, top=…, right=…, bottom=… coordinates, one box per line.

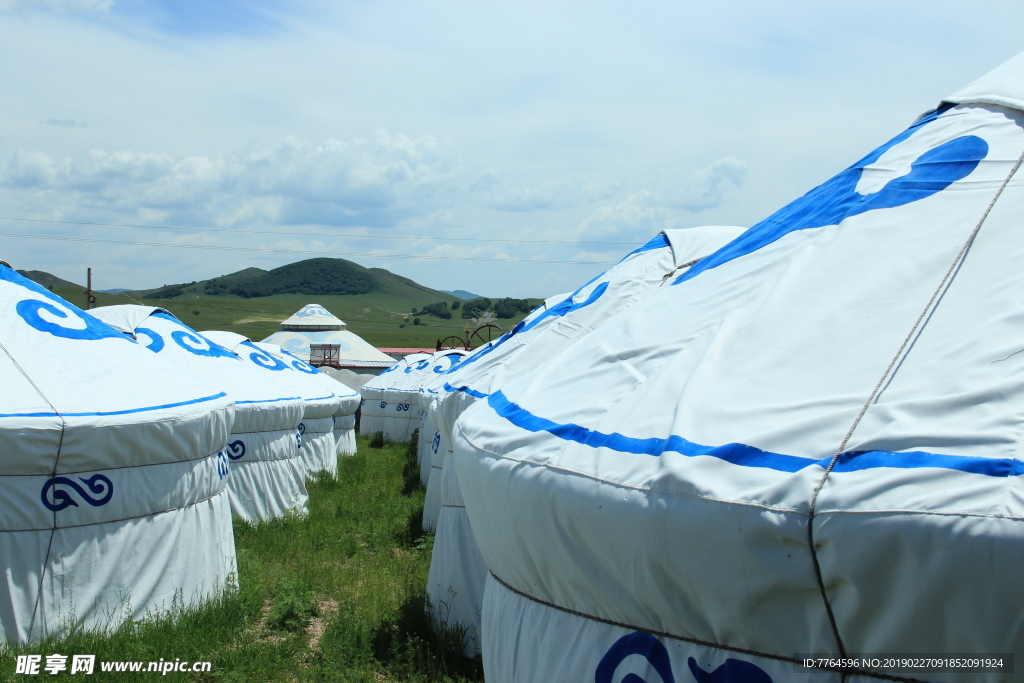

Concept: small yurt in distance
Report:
left=261, top=304, right=396, bottom=372
left=203, top=331, right=348, bottom=478
left=424, top=226, right=744, bottom=656
left=358, top=355, right=429, bottom=438
left=92, top=306, right=308, bottom=522
left=0, top=267, right=236, bottom=643
left=416, top=350, right=470, bottom=486
left=252, top=341, right=362, bottom=457
left=455, top=51, right=1024, bottom=682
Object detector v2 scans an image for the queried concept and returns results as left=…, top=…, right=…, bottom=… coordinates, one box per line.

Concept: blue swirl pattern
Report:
left=226, top=440, right=246, bottom=460
left=41, top=474, right=114, bottom=511
left=595, top=632, right=773, bottom=683
left=134, top=327, right=165, bottom=352
left=675, top=108, right=988, bottom=285
left=242, top=342, right=289, bottom=371
left=1, top=268, right=127, bottom=341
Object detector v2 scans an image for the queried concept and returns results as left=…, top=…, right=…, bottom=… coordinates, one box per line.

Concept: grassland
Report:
left=0, top=437, right=484, bottom=682
left=54, top=287, right=538, bottom=349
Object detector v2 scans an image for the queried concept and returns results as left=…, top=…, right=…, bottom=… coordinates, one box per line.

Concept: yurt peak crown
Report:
left=281, top=304, right=346, bottom=330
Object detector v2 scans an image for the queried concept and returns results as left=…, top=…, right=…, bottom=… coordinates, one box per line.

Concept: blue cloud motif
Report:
left=434, top=355, right=462, bottom=373
left=149, top=312, right=237, bottom=358
left=134, top=327, right=165, bottom=352
left=295, top=305, right=331, bottom=318
left=282, top=338, right=309, bottom=355
left=406, top=360, right=430, bottom=373
left=242, top=342, right=289, bottom=371
left=217, top=450, right=230, bottom=479
left=297, top=422, right=305, bottom=449
left=1, top=267, right=127, bottom=341
left=41, top=474, right=114, bottom=511
left=687, top=658, right=772, bottom=683
left=595, top=632, right=675, bottom=683
left=171, top=330, right=238, bottom=358
left=675, top=107, right=988, bottom=285
left=226, top=440, right=246, bottom=460
left=276, top=347, right=321, bottom=374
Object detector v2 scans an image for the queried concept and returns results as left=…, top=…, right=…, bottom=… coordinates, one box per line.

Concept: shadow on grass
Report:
left=369, top=592, right=484, bottom=682
left=402, top=434, right=423, bottom=497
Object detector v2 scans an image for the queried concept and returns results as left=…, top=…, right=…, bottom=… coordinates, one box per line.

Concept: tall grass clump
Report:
left=0, top=435, right=483, bottom=682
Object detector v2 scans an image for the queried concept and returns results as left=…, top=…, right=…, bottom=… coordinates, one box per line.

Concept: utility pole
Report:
left=85, top=267, right=96, bottom=310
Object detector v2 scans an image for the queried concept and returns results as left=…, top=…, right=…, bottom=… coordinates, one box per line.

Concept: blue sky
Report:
left=0, top=0, right=1022, bottom=297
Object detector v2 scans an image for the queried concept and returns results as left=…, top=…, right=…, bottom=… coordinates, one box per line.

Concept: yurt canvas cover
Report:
left=202, top=332, right=343, bottom=478
left=252, top=342, right=361, bottom=458
left=262, top=304, right=396, bottom=369
left=358, top=355, right=430, bottom=437
left=424, top=226, right=744, bottom=655
left=454, top=53, right=1024, bottom=682
left=0, top=267, right=236, bottom=643
left=91, top=306, right=308, bottom=522
left=416, top=350, right=469, bottom=487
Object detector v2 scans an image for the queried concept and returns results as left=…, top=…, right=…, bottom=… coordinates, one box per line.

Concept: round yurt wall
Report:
left=92, top=306, right=308, bottom=522
left=455, top=52, right=1024, bottom=682
left=0, top=267, right=236, bottom=644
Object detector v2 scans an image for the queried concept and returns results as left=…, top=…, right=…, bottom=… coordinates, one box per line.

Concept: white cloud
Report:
left=575, top=191, right=664, bottom=240
left=0, top=130, right=465, bottom=228
left=667, top=157, right=748, bottom=211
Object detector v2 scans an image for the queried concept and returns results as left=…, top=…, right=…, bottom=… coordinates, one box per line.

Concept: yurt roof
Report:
left=943, top=49, right=1024, bottom=113
left=260, top=329, right=396, bottom=368
left=452, top=49, right=1024, bottom=670
left=280, top=304, right=346, bottom=330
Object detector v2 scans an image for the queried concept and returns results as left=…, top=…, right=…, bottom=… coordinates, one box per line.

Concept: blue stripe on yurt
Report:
left=674, top=108, right=987, bottom=286
left=0, top=391, right=229, bottom=418
left=443, top=383, right=489, bottom=399
left=487, top=391, right=1024, bottom=477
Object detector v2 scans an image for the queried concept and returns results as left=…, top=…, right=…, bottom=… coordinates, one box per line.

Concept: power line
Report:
left=0, top=231, right=619, bottom=265
left=0, top=216, right=639, bottom=247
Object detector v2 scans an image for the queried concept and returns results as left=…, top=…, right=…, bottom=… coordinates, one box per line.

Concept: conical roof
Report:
left=453, top=50, right=1024, bottom=677
left=280, top=304, right=346, bottom=330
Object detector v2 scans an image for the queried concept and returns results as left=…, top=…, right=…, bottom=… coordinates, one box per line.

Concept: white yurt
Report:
left=382, top=354, right=433, bottom=442
left=424, top=226, right=744, bottom=656
left=92, top=306, right=308, bottom=522
left=358, top=355, right=429, bottom=438
left=454, top=53, right=1024, bottom=682
left=0, top=266, right=236, bottom=643
left=416, top=350, right=470, bottom=487
left=383, top=349, right=464, bottom=444
left=261, top=304, right=396, bottom=371
left=252, top=342, right=362, bottom=458
left=203, top=332, right=345, bottom=478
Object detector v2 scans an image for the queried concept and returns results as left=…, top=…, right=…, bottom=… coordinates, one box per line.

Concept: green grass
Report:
left=0, top=436, right=484, bottom=682
left=55, top=287, right=538, bottom=349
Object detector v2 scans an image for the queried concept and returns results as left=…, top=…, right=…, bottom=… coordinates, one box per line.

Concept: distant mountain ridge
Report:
left=441, top=289, right=486, bottom=300
left=132, top=257, right=459, bottom=303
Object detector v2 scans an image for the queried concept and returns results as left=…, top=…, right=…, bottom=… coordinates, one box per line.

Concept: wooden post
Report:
left=85, top=268, right=95, bottom=310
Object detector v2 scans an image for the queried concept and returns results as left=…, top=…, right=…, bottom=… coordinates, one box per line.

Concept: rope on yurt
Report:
left=489, top=571, right=930, bottom=682
left=0, top=341, right=68, bottom=641
left=659, top=257, right=701, bottom=285
left=807, top=146, right=1024, bottom=662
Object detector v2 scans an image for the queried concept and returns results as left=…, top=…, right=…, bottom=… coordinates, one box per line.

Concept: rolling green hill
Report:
left=36, top=258, right=541, bottom=348
left=17, top=270, right=83, bottom=290
left=135, top=258, right=458, bottom=303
